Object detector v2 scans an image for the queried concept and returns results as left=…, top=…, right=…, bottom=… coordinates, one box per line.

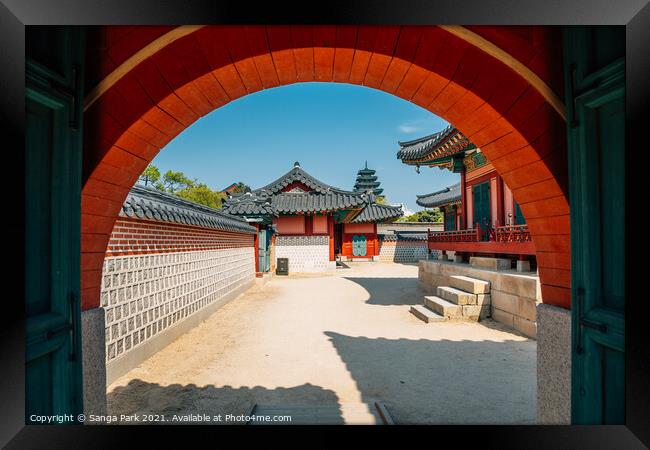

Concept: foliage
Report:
left=138, top=164, right=226, bottom=209
left=397, top=208, right=443, bottom=223
left=157, top=170, right=194, bottom=193
left=176, top=183, right=228, bottom=209
left=374, top=195, right=388, bottom=205
left=139, top=164, right=160, bottom=187
left=229, top=181, right=251, bottom=194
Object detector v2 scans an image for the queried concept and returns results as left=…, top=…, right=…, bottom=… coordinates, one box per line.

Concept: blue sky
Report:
left=151, top=82, right=460, bottom=213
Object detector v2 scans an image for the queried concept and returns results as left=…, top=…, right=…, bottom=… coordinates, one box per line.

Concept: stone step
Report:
left=469, top=256, right=511, bottom=271
left=436, top=286, right=477, bottom=305
left=410, top=304, right=446, bottom=323
left=424, top=296, right=462, bottom=319
left=449, top=275, right=490, bottom=294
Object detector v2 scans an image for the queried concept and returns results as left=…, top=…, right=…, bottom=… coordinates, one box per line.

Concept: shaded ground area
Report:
left=108, top=262, right=536, bottom=424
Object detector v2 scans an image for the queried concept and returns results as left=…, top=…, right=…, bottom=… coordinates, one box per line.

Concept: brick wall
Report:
left=275, top=235, right=334, bottom=272
left=101, top=217, right=255, bottom=383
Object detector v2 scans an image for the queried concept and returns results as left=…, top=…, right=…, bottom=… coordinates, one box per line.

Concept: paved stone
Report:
left=107, top=262, right=536, bottom=425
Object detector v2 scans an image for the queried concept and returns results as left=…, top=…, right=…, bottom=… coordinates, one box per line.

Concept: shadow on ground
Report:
left=106, top=382, right=343, bottom=424
left=343, top=277, right=429, bottom=306
left=324, top=331, right=536, bottom=425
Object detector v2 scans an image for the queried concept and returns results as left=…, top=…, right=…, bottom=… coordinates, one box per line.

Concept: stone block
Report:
left=437, top=286, right=476, bottom=305
left=536, top=303, right=571, bottom=424
left=449, top=275, right=490, bottom=294
left=491, top=290, right=518, bottom=315
left=476, top=294, right=491, bottom=306
left=453, top=253, right=463, bottom=263
left=424, top=296, right=463, bottom=318
left=517, top=260, right=531, bottom=272
left=514, top=316, right=537, bottom=339
left=469, top=256, right=511, bottom=271
left=82, top=307, right=107, bottom=417
left=493, top=273, right=538, bottom=299
left=491, top=307, right=515, bottom=328
left=517, top=297, right=538, bottom=322
left=462, top=304, right=490, bottom=321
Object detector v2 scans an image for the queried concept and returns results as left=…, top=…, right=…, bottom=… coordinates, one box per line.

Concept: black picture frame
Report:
left=2, top=0, right=648, bottom=447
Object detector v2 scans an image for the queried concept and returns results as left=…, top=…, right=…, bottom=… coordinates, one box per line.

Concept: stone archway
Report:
left=80, top=25, right=570, bottom=316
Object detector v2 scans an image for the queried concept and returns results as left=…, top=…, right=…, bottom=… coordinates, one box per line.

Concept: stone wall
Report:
left=99, top=218, right=255, bottom=384
left=275, top=235, right=334, bottom=272
left=418, top=259, right=541, bottom=338
left=378, top=236, right=429, bottom=262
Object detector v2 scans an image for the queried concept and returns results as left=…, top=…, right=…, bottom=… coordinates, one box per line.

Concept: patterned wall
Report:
left=378, top=236, right=430, bottom=262
left=275, top=235, right=333, bottom=272
left=100, top=217, right=255, bottom=370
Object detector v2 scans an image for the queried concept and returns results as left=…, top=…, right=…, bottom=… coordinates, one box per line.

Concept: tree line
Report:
left=138, top=164, right=250, bottom=209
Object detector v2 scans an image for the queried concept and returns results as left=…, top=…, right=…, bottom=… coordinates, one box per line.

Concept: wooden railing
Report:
left=428, top=224, right=531, bottom=244
left=427, top=228, right=480, bottom=242
left=493, top=224, right=532, bottom=243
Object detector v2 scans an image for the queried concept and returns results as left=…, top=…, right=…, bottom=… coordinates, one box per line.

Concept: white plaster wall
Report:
left=275, top=235, right=332, bottom=272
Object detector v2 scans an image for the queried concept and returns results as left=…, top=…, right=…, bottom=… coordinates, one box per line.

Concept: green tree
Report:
left=375, top=195, right=388, bottom=205
left=230, top=181, right=251, bottom=194
left=177, top=183, right=228, bottom=209
left=397, top=208, right=443, bottom=223
left=158, top=170, right=194, bottom=193
left=139, top=164, right=160, bottom=187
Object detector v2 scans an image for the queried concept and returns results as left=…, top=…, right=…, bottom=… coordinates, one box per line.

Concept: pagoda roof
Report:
left=396, top=125, right=474, bottom=166
left=416, top=183, right=462, bottom=208
left=351, top=203, right=403, bottom=223
left=121, top=185, right=256, bottom=234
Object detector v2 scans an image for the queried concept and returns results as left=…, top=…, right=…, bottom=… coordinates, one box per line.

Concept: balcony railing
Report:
left=427, top=224, right=531, bottom=244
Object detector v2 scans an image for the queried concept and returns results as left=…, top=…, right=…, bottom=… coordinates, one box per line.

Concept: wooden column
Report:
left=328, top=215, right=335, bottom=261
left=253, top=223, right=259, bottom=273
left=460, top=169, right=467, bottom=229
left=496, top=174, right=505, bottom=227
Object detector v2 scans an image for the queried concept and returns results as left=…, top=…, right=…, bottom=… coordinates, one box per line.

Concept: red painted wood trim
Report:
left=328, top=216, right=335, bottom=261
left=428, top=240, right=536, bottom=255
left=496, top=174, right=505, bottom=226
left=254, top=223, right=259, bottom=272
left=460, top=170, right=466, bottom=229
left=465, top=168, right=498, bottom=188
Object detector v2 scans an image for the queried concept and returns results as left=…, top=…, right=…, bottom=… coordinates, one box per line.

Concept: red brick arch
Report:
left=81, top=25, right=570, bottom=311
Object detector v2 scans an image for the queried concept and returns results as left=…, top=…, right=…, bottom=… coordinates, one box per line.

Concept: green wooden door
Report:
left=25, top=26, right=85, bottom=422
left=472, top=181, right=491, bottom=238
left=564, top=26, right=625, bottom=424
left=514, top=201, right=525, bottom=225
left=258, top=228, right=271, bottom=272
left=444, top=207, right=456, bottom=231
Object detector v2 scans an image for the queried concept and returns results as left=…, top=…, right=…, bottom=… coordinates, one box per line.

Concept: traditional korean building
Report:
left=353, top=162, right=383, bottom=196
left=397, top=126, right=534, bottom=270
left=222, top=162, right=403, bottom=273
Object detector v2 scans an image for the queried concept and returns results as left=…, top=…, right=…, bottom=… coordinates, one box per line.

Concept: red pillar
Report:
left=328, top=215, right=335, bottom=261
left=496, top=174, right=504, bottom=227
left=253, top=223, right=259, bottom=273
left=460, top=170, right=467, bottom=229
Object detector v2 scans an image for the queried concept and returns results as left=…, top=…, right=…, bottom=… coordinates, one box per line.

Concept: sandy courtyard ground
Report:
left=107, top=262, right=536, bottom=425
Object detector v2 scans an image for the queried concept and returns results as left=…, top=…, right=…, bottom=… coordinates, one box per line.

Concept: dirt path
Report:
left=107, top=262, right=536, bottom=424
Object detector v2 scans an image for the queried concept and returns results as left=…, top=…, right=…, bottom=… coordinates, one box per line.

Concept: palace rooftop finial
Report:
left=293, top=161, right=300, bottom=168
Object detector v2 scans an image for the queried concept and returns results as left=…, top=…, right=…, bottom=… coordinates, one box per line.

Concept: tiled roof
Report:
left=121, top=185, right=257, bottom=234
left=351, top=203, right=403, bottom=223
left=223, top=191, right=372, bottom=216
left=416, top=183, right=462, bottom=208
left=254, top=161, right=356, bottom=195
left=396, top=125, right=473, bottom=164
left=379, top=232, right=428, bottom=241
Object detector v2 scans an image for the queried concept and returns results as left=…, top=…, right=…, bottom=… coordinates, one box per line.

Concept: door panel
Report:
left=472, top=182, right=491, bottom=239
left=565, top=25, right=625, bottom=424
left=25, top=26, right=85, bottom=422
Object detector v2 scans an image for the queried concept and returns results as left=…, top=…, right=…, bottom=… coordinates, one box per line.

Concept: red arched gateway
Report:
left=80, top=25, right=570, bottom=314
